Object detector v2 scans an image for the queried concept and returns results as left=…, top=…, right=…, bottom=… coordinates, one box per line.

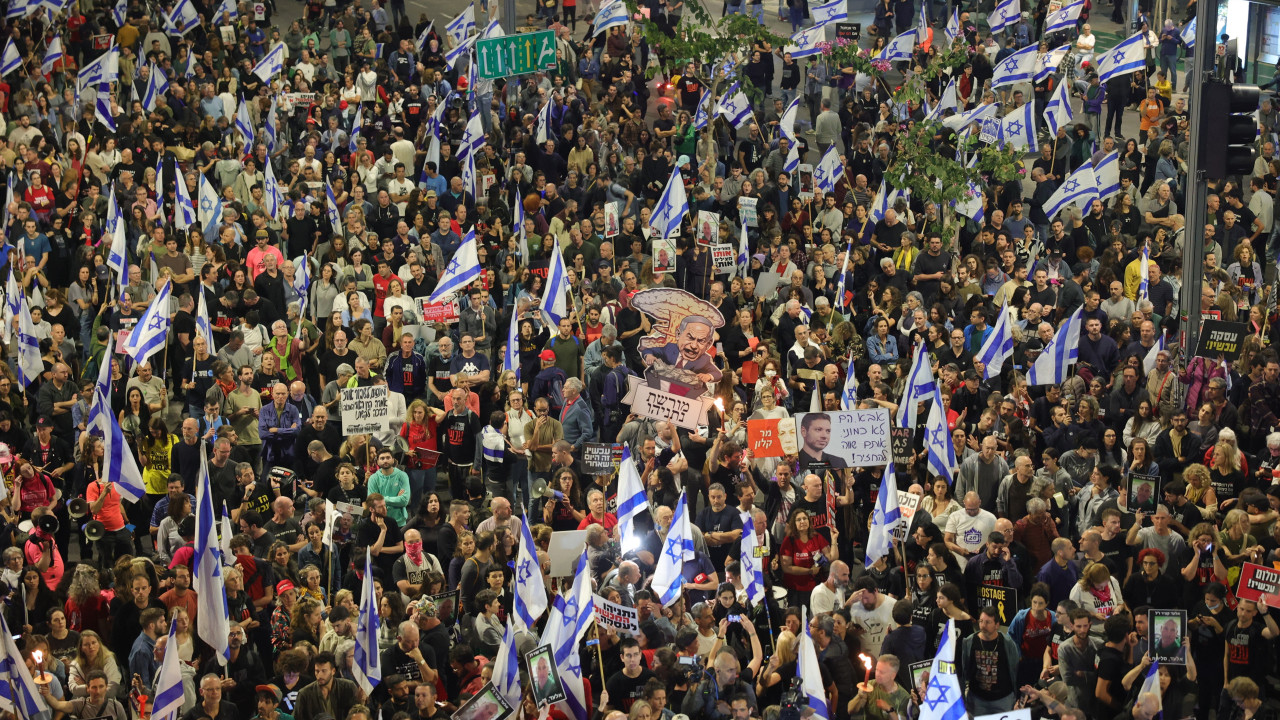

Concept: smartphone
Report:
left=1206, top=543, right=1214, bottom=552
left=727, top=614, right=740, bottom=623
left=678, top=656, right=698, bottom=666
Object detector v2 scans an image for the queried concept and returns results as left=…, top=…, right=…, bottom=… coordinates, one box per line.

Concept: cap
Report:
left=425, top=190, right=437, bottom=198
left=255, top=685, right=283, bottom=702
left=539, top=349, right=556, bottom=361
left=340, top=100, right=349, bottom=110
left=35, top=416, right=52, bottom=428
left=676, top=155, right=690, bottom=167
left=255, top=229, right=269, bottom=239
left=275, top=580, right=296, bottom=595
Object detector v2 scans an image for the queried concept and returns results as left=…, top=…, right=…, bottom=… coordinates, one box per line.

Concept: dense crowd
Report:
left=0, top=0, right=1279, bottom=720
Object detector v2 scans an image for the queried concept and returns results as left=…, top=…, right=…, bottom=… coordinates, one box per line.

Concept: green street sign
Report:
left=475, top=30, right=557, bottom=80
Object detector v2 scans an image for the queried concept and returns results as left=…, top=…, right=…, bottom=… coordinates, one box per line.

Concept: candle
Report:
left=858, top=653, right=874, bottom=693
left=31, top=650, right=50, bottom=685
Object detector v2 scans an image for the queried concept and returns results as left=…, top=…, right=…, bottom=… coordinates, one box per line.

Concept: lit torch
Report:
left=31, top=649, right=51, bottom=685
left=858, top=653, right=875, bottom=693
left=713, top=397, right=725, bottom=414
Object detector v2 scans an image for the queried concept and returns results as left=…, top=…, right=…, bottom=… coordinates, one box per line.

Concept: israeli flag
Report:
left=513, top=514, right=547, bottom=632
left=213, top=0, right=237, bottom=19
left=1029, top=307, right=1083, bottom=385
left=1098, top=31, right=1147, bottom=81
left=264, top=160, right=284, bottom=223
left=0, top=612, right=52, bottom=720
left=991, top=43, right=1039, bottom=87
left=445, top=3, right=476, bottom=43
left=492, top=619, right=523, bottom=707
left=693, top=89, right=713, bottom=130
left=1044, top=161, right=1100, bottom=219
left=1035, top=46, right=1070, bottom=82
left=416, top=20, right=435, bottom=54
left=798, top=608, right=831, bottom=720
left=739, top=512, right=766, bottom=606
left=40, top=34, right=63, bottom=74
left=778, top=97, right=801, bottom=142
left=811, top=0, right=847, bottom=24
left=875, top=28, right=917, bottom=62
left=941, top=102, right=998, bottom=132
left=976, top=301, right=1015, bottom=379
left=651, top=166, right=689, bottom=239
left=1181, top=18, right=1196, bottom=49
left=85, top=340, right=145, bottom=504
left=783, top=142, right=800, bottom=174
left=234, top=99, right=255, bottom=146
left=954, top=179, right=985, bottom=222
left=1093, top=149, right=1121, bottom=199
left=352, top=549, right=382, bottom=695
left=427, top=229, right=482, bottom=303
left=838, top=353, right=859, bottom=411
left=542, top=235, right=571, bottom=324
left=927, top=79, right=958, bottom=122
left=737, top=222, right=751, bottom=278
left=15, top=296, right=43, bottom=389
left=786, top=24, right=826, bottom=58
left=999, top=101, right=1036, bottom=152
left=252, top=41, right=285, bottom=82
left=919, top=621, right=968, bottom=720
left=5, top=0, right=31, bottom=19
left=167, top=0, right=200, bottom=35
left=617, top=446, right=649, bottom=554
left=325, top=179, right=342, bottom=229
left=945, top=6, right=960, bottom=40
left=124, top=279, right=173, bottom=364
left=869, top=179, right=896, bottom=223
left=111, top=0, right=126, bottom=25
left=150, top=620, right=184, bottom=720
left=197, top=171, right=222, bottom=240
left=717, top=81, right=753, bottom=128
left=534, top=96, right=553, bottom=144
left=348, top=106, right=364, bottom=154
left=195, top=282, right=215, bottom=351
left=175, top=170, right=196, bottom=231
left=539, top=551, right=594, bottom=720
left=78, top=46, right=119, bottom=87
left=104, top=186, right=128, bottom=279
left=443, top=33, right=476, bottom=70
left=1044, top=1, right=1083, bottom=33
left=1143, top=333, right=1167, bottom=374
left=142, top=64, right=169, bottom=112
left=987, top=0, right=1020, bottom=34
left=865, top=457, right=900, bottom=567
left=194, top=443, right=231, bottom=664
left=924, top=389, right=957, bottom=483
left=652, top=491, right=695, bottom=607
left=293, top=254, right=311, bottom=336
left=459, top=106, right=485, bottom=160
left=1043, top=80, right=1074, bottom=136
left=1138, top=242, right=1151, bottom=301
left=814, top=145, right=844, bottom=193
left=512, top=183, right=526, bottom=241
left=594, top=0, right=629, bottom=33
left=95, top=83, right=117, bottom=131
left=895, top=341, right=938, bottom=429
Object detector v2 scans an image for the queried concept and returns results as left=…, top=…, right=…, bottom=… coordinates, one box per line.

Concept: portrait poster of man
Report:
left=794, top=412, right=849, bottom=474
left=652, top=239, right=677, bottom=275
left=451, top=683, right=514, bottom=720
left=527, top=645, right=567, bottom=707
left=605, top=202, right=621, bottom=238
left=633, top=288, right=726, bottom=393
left=1150, top=609, right=1187, bottom=664
left=697, top=210, right=720, bottom=246
left=426, top=590, right=460, bottom=625
left=1128, top=473, right=1160, bottom=515
left=791, top=409, right=892, bottom=470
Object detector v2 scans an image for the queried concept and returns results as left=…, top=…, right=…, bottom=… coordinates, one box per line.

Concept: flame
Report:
left=859, top=654, right=872, bottom=674
left=32, top=650, right=42, bottom=665
left=713, top=398, right=725, bottom=412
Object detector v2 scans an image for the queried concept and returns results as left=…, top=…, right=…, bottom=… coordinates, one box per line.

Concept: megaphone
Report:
left=83, top=520, right=105, bottom=542
left=530, top=479, right=565, bottom=501
left=67, top=498, right=89, bottom=519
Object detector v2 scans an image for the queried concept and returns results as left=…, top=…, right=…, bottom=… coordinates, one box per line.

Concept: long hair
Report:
left=74, top=630, right=116, bottom=673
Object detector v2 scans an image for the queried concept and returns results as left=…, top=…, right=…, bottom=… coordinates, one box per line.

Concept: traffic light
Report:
left=1198, top=80, right=1261, bottom=179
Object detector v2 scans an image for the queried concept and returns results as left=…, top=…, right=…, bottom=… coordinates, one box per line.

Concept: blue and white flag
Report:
left=416, top=20, right=435, bottom=54
left=252, top=41, right=285, bottom=82
left=1143, top=332, right=1167, bottom=374
left=234, top=99, right=255, bottom=146
left=954, top=179, right=985, bottom=222
left=40, top=34, right=63, bottom=74
left=78, top=46, right=119, bottom=87
left=198, top=171, right=222, bottom=240
left=194, top=443, right=231, bottom=664
left=717, top=81, right=752, bottom=128
left=1093, top=149, right=1121, bottom=199
left=651, top=166, right=689, bottom=239
left=175, top=170, right=196, bottom=231
left=85, top=337, right=144, bottom=504
left=352, top=549, right=382, bottom=695
left=124, top=279, right=172, bottom=364
left=652, top=491, right=695, bottom=607
left=482, top=17, right=503, bottom=38
left=293, top=254, right=311, bottom=334
left=779, top=97, right=801, bottom=142
left=141, top=64, right=169, bottom=112
left=991, top=43, right=1039, bottom=87
left=195, top=283, right=216, bottom=351
left=427, top=229, right=482, bottom=303
left=105, top=186, right=128, bottom=278
left=445, top=4, right=476, bottom=43
left=1044, top=161, right=1100, bottom=219
left=811, top=0, right=847, bottom=24
left=212, top=0, right=237, bottom=20
left=443, top=33, right=476, bottom=70
left=348, top=106, right=364, bottom=154
left=865, top=457, right=900, bottom=567
left=1044, top=1, right=1084, bottom=32
left=987, top=0, right=1020, bottom=34
left=1139, top=658, right=1163, bottom=712
left=784, top=142, right=800, bottom=174
left=875, top=29, right=917, bottom=62
left=693, top=89, right=713, bottom=130
left=919, top=620, right=967, bottom=720
left=512, top=183, right=526, bottom=242
left=976, top=301, right=1014, bottom=379
left=924, top=389, right=957, bottom=483
left=167, top=0, right=200, bottom=34
left=945, top=6, right=961, bottom=40
left=504, top=307, right=519, bottom=378
left=895, top=340, right=938, bottom=429
left=798, top=608, right=830, bottom=720
left=941, top=101, right=998, bottom=132
left=841, top=351, right=859, bottom=410
left=264, top=159, right=284, bottom=223
left=325, top=179, right=342, bottom=229
left=869, top=180, right=891, bottom=223
left=1034, top=46, right=1070, bottom=82
left=617, top=446, right=649, bottom=554
left=814, top=145, right=844, bottom=193
left=513, top=514, right=547, bottom=632
left=739, top=511, right=766, bottom=606
left=1181, top=18, right=1196, bottom=49
left=1098, top=31, right=1147, bottom=81
left=737, top=222, right=751, bottom=278
left=1043, top=79, right=1074, bottom=136
left=534, top=97, right=554, bottom=144
left=15, top=296, right=43, bottom=389
left=459, top=106, right=485, bottom=159
left=785, top=24, right=826, bottom=58
left=0, top=612, right=52, bottom=720
left=541, top=236, right=571, bottom=324
left=927, top=79, right=958, bottom=122
left=94, top=82, right=116, bottom=132
left=999, top=101, right=1036, bottom=152
left=1029, top=306, right=1083, bottom=385
left=1138, top=241, right=1151, bottom=301
left=150, top=620, right=184, bottom=720
left=492, top=619, right=523, bottom=707
left=4, top=0, right=31, bottom=19
left=593, top=0, right=629, bottom=33
left=539, top=551, right=594, bottom=720
left=111, top=0, right=126, bottom=25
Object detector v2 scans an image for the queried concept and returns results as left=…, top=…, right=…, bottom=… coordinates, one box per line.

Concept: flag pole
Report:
left=593, top=619, right=607, bottom=688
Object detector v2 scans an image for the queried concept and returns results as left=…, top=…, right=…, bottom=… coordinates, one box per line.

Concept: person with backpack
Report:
left=600, top=346, right=636, bottom=443
left=531, top=349, right=569, bottom=417
left=544, top=317, right=584, bottom=382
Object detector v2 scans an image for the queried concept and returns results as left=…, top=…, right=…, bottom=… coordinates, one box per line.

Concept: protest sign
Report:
left=526, top=646, right=566, bottom=708
left=739, top=197, right=758, bottom=227
left=622, top=375, right=716, bottom=431
left=342, top=385, right=390, bottom=435
left=1150, top=609, right=1188, bottom=664
left=582, top=443, right=618, bottom=475
left=974, top=710, right=1031, bottom=720
left=452, top=682, right=515, bottom=720
left=1193, top=320, right=1248, bottom=361
left=420, top=298, right=461, bottom=324
left=653, top=238, right=677, bottom=274
left=747, top=418, right=798, bottom=458
left=593, top=594, right=641, bottom=634
left=891, top=491, right=921, bottom=540
left=891, top=426, right=913, bottom=467
left=979, top=584, right=1018, bottom=625
left=793, top=409, right=891, bottom=472
left=835, top=22, right=862, bottom=42
left=1127, top=471, right=1160, bottom=514
left=1236, top=562, right=1280, bottom=607
left=697, top=211, right=720, bottom=246
left=711, top=243, right=737, bottom=273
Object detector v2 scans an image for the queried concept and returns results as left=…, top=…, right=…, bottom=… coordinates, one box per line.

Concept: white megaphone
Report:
left=530, top=478, right=565, bottom=501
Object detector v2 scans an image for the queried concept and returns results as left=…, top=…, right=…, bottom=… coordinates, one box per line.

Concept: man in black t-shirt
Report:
left=356, top=495, right=405, bottom=577
left=381, top=621, right=437, bottom=689
left=694, top=483, right=744, bottom=571
left=1095, top=615, right=1135, bottom=717
left=1224, top=599, right=1278, bottom=694
left=604, top=638, right=655, bottom=713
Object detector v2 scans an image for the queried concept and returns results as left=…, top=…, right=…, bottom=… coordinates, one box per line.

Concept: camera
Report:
left=780, top=677, right=806, bottom=720
left=678, top=655, right=705, bottom=684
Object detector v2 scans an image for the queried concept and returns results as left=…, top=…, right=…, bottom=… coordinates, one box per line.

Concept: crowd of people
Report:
left=0, top=0, right=1279, bottom=720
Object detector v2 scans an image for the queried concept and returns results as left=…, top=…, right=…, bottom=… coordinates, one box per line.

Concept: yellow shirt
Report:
left=142, top=434, right=178, bottom=495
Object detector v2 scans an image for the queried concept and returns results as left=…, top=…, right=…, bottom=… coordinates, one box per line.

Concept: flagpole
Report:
left=593, top=620, right=607, bottom=690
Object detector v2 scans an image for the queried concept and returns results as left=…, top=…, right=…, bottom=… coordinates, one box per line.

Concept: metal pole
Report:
left=1178, top=0, right=1217, bottom=356
left=502, top=0, right=516, bottom=33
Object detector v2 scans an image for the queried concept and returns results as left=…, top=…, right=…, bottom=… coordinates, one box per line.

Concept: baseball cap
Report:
left=425, top=190, right=437, bottom=198
left=539, top=349, right=556, bottom=361
left=255, top=685, right=283, bottom=702
left=35, top=416, right=52, bottom=428
left=275, top=580, right=296, bottom=595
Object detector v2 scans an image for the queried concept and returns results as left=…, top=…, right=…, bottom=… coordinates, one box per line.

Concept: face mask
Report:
left=764, top=369, right=777, bottom=378
left=406, top=541, right=424, bottom=563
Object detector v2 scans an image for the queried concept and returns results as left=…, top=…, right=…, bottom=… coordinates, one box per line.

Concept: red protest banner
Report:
left=747, top=418, right=797, bottom=458
left=419, top=299, right=460, bottom=323
left=1235, top=562, right=1280, bottom=608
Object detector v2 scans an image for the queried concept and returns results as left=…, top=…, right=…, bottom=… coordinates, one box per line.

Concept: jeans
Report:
left=1085, top=110, right=1102, bottom=139
left=726, top=1, right=743, bottom=13
left=749, top=2, right=764, bottom=20
left=407, top=468, right=427, bottom=513
left=1159, top=54, right=1177, bottom=87
left=79, top=312, right=93, bottom=358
